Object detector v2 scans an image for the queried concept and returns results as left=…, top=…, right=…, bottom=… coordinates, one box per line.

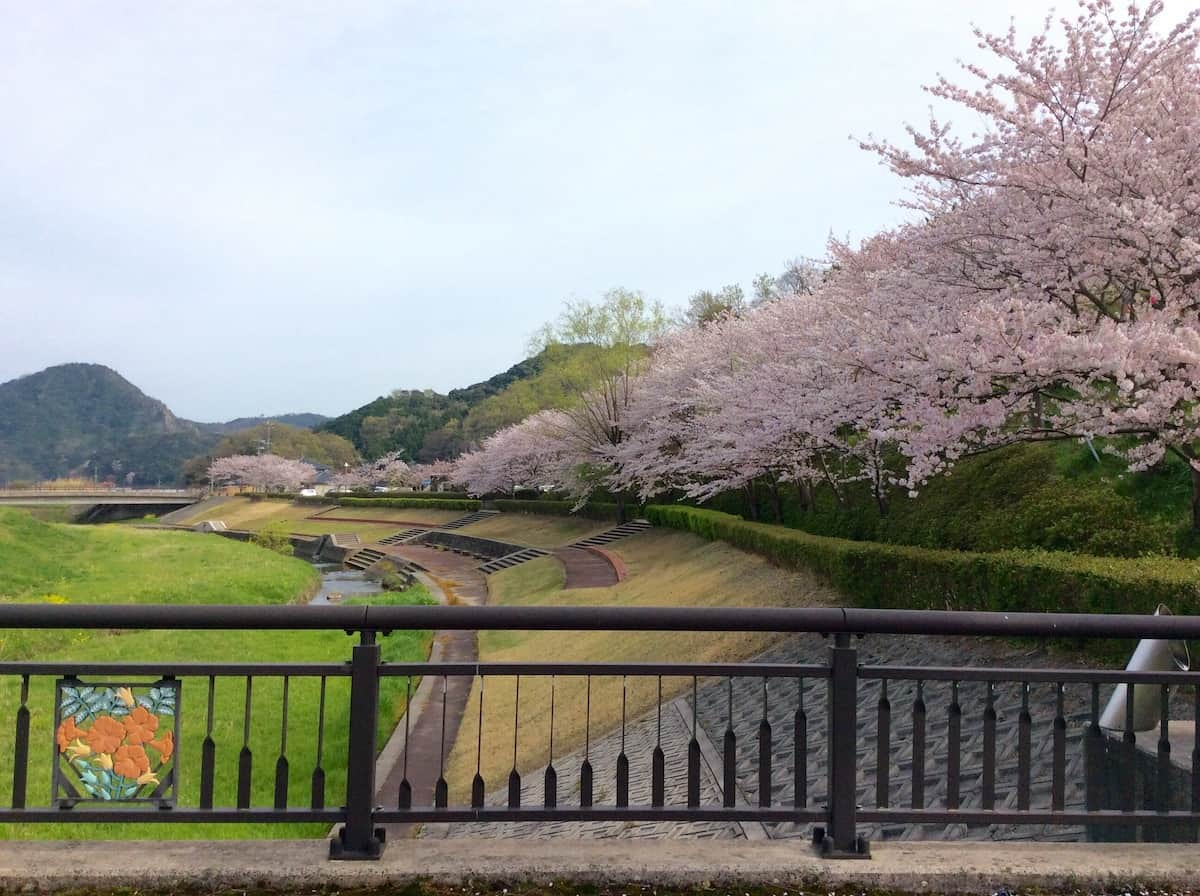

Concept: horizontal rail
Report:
left=0, top=663, right=350, bottom=676
left=0, top=808, right=344, bottom=823
left=861, top=665, right=1200, bottom=684
left=3, top=604, right=1200, bottom=638
left=377, top=662, right=830, bottom=677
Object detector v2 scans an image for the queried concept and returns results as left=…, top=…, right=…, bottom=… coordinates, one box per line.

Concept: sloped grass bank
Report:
left=645, top=505, right=1200, bottom=618
left=446, top=527, right=841, bottom=799
left=0, top=508, right=432, bottom=838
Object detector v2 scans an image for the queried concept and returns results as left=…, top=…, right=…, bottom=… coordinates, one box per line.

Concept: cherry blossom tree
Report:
left=850, top=0, right=1200, bottom=526
left=207, top=454, right=316, bottom=492
left=331, top=452, right=414, bottom=490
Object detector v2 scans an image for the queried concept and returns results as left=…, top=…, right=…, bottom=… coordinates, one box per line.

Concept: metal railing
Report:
left=3, top=604, right=1200, bottom=859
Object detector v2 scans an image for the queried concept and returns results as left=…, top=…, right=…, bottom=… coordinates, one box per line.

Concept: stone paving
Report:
left=433, top=632, right=1192, bottom=842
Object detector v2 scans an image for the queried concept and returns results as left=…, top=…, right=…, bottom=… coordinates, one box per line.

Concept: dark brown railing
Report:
left=3, top=604, right=1199, bottom=859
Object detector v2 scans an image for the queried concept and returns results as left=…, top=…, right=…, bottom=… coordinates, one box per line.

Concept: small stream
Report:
left=308, top=562, right=384, bottom=606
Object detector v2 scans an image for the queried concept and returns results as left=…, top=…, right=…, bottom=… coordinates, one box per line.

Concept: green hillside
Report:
left=0, top=364, right=215, bottom=485
left=707, top=441, right=1199, bottom=559
left=319, top=345, right=592, bottom=461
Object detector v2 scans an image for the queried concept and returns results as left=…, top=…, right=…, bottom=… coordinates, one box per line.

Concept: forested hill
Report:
left=318, top=346, right=585, bottom=461
left=0, top=364, right=327, bottom=485
left=193, top=413, right=328, bottom=435
left=0, top=363, right=214, bottom=484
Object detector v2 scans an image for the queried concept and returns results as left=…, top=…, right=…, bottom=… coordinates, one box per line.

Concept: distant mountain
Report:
left=0, top=363, right=216, bottom=485
left=317, top=345, right=589, bottom=462
left=193, top=413, right=328, bottom=435
left=0, top=364, right=329, bottom=485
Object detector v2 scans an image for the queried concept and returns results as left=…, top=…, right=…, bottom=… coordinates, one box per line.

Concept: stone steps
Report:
left=477, top=547, right=551, bottom=575
left=344, top=547, right=388, bottom=571
left=569, top=519, right=651, bottom=548
left=441, top=510, right=500, bottom=530
left=378, top=527, right=427, bottom=545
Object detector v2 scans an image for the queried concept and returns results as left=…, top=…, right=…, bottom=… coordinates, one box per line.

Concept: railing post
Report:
left=330, top=630, right=384, bottom=860
left=817, top=632, right=869, bottom=858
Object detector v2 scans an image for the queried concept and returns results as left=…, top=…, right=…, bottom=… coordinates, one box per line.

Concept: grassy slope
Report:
left=458, top=513, right=612, bottom=548
left=171, top=497, right=460, bottom=540
left=445, top=526, right=839, bottom=799
left=725, top=442, right=1197, bottom=558
left=0, top=508, right=431, bottom=838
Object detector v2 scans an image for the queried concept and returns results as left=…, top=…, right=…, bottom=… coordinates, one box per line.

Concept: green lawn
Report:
left=0, top=508, right=433, bottom=838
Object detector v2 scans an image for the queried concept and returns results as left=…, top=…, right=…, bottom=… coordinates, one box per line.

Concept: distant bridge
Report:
left=0, top=488, right=203, bottom=506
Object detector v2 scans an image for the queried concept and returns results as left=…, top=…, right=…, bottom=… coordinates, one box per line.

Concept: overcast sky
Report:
left=2, top=1, right=1191, bottom=421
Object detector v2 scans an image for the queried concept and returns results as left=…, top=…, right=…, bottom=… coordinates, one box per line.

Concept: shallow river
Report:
left=308, top=562, right=383, bottom=605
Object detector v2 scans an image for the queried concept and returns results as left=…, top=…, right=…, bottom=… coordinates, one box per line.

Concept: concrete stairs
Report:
left=569, top=519, right=651, bottom=548
left=477, top=547, right=551, bottom=575
left=378, top=528, right=427, bottom=545
left=441, top=510, right=499, bottom=530
left=344, top=547, right=388, bottom=571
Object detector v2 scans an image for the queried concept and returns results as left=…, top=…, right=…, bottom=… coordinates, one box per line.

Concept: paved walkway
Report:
left=4, top=839, right=1198, bottom=892
left=435, top=632, right=1190, bottom=843
left=553, top=546, right=619, bottom=588
left=373, top=544, right=489, bottom=838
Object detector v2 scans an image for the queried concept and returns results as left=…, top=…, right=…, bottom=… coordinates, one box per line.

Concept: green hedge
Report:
left=338, top=496, right=481, bottom=511
left=645, top=504, right=1200, bottom=617
left=492, top=499, right=621, bottom=520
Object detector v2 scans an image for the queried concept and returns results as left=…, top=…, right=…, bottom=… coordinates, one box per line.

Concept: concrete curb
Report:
left=0, top=839, right=1195, bottom=892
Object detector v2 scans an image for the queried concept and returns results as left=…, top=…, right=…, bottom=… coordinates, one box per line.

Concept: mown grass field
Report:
left=445, top=524, right=840, bottom=800
left=0, top=507, right=433, bottom=838
left=173, top=497, right=461, bottom=539
left=459, top=513, right=612, bottom=547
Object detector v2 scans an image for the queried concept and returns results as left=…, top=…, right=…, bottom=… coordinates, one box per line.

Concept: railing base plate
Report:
left=812, top=827, right=871, bottom=860
left=328, top=825, right=386, bottom=861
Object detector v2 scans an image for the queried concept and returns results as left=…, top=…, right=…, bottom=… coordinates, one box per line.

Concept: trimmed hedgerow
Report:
left=338, top=496, right=481, bottom=511
left=645, top=504, right=1200, bottom=617
left=492, top=499, right=622, bottom=520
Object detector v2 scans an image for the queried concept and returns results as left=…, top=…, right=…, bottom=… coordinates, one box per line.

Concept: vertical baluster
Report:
left=200, top=675, right=216, bottom=810
left=758, top=677, right=772, bottom=808
left=876, top=680, right=890, bottom=808
left=1085, top=682, right=1104, bottom=812
left=912, top=680, right=926, bottom=810
left=687, top=676, right=700, bottom=808
left=946, top=681, right=961, bottom=811
left=435, top=676, right=449, bottom=808
left=274, top=676, right=290, bottom=809
left=544, top=676, right=557, bottom=809
left=794, top=676, right=807, bottom=809
left=396, top=677, right=411, bottom=809
left=1051, top=682, right=1066, bottom=812
left=1121, top=677, right=1136, bottom=813
left=580, top=676, right=593, bottom=808
left=1016, top=682, right=1031, bottom=811
left=1193, top=686, right=1200, bottom=814
left=723, top=677, right=736, bottom=808
left=11, top=675, right=29, bottom=809
left=312, top=676, right=327, bottom=810
left=472, top=675, right=486, bottom=808
left=982, top=681, right=996, bottom=810
left=1156, top=684, right=1171, bottom=813
left=237, top=676, right=253, bottom=809
left=508, top=675, right=522, bottom=809
left=616, top=675, right=629, bottom=808
left=651, top=676, right=664, bottom=807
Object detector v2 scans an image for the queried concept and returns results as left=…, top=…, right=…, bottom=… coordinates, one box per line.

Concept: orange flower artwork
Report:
left=83, top=715, right=125, bottom=754
left=122, top=706, right=159, bottom=745
left=112, top=744, right=150, bottom=779
left=56, top=682, right=178, bottom=805
left=56, top=717, right=85, bottom=752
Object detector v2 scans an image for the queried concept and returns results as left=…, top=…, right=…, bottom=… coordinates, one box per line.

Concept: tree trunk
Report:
left=769, top=480, right=784, bottom=524
left=743, top=484, right=759, bottom=521
left=1191, top=463, right=1200, bottom=533
left=616, top=492, right=628, bottom=524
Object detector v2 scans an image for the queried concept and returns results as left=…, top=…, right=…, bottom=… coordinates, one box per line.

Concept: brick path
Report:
left=432, top=633, right=1188, bottom=843
left=553, top=547, right=619, bottom=589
